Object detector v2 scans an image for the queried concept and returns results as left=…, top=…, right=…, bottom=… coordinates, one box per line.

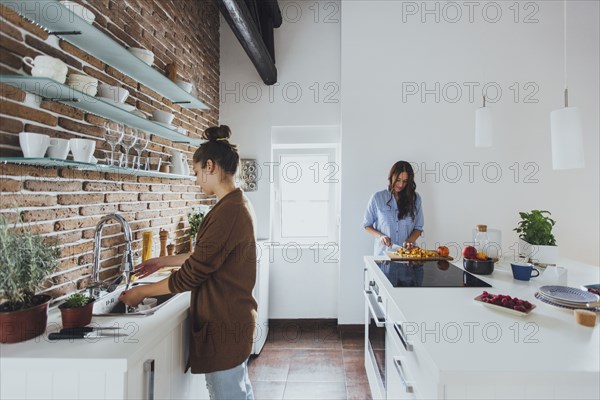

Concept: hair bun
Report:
left=203, top=125, right=231, bottom=141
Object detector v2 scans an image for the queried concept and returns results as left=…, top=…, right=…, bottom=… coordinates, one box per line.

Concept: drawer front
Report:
left=386, top=302, right=440, bottom=400
left=386, top=330, right=418, bottom=400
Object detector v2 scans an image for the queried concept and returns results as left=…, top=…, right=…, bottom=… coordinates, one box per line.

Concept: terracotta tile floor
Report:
left=249, top=320, right=372, bottom=400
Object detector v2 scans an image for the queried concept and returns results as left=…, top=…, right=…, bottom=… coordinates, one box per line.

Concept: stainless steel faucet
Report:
left=91, top=213, right=135, bottom=297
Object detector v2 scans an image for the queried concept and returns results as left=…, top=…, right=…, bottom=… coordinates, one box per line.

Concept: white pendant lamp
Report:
left=551, top=0, right=585, bottom=170
left=475, top=96, right=493, bottom=147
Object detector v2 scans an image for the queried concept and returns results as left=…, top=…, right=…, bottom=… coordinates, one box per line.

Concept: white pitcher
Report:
left=170, top=151, right=185, bottom=175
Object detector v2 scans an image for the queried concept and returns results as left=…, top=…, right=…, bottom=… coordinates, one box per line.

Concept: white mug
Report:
left=46, top=138, right=70, bottom=160
left=19, top=132, right=50, bottom=158
left=70, top=138, right=96, bottom=162
left=23, top=56, right=68, bottom=83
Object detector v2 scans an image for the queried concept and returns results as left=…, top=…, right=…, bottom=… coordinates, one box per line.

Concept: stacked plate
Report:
left=535, top=285, right=600, bottom=311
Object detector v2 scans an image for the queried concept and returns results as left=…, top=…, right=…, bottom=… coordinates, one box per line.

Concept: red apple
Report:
left=462, top=245, right=477, bottom=259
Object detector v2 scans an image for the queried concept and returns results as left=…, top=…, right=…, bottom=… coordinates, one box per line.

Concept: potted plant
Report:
left=0, top=215, right=59, bottom=343
left=187, top=205, right=210, bottom=252
left=59, top=293, right=95, bottom=329
left=514, top=210, right=558, bottom=264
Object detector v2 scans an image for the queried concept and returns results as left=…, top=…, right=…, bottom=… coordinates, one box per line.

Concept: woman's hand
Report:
left=379, top=235, right=392, bottom=247
left=118, top=286, right=146, bottom=307
left=403, top=241, right=415, bottom=249
left=134, top=257, right=164, bottom=279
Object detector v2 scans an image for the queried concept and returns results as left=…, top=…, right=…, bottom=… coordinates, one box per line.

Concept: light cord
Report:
left=564, top=0, right=567, bottom=91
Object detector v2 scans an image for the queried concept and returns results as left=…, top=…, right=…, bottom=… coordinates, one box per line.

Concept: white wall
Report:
left=220, top=1, right=342, bottom=317
left=339, top=0, right=600, bottom=323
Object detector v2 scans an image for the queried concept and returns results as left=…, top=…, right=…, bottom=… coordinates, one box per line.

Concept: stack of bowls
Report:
left=66, top=74, right=98, bottom=96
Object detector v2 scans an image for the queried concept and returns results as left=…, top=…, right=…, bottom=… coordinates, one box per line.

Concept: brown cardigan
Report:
left=168, top=188, right=257, bottom=373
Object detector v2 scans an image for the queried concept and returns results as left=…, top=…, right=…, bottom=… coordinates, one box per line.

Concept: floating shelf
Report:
left=0, top=157, right=194, bottom=180
left=1, top=0, right=208, bottom=110
left=0, top=76, right=203, bottom=146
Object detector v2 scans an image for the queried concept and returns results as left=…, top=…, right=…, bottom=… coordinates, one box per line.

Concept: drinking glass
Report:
left=132, top=130, right=149, bottom=169
left=103, top=122, right=123, bottom=166
left=120, top=127, right=137, bottom=168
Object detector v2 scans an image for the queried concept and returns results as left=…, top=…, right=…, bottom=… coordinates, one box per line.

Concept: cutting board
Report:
left=385, top=251, right=454, bottom=261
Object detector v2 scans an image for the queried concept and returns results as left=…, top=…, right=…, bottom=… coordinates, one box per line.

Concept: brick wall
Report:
left=0, top=0, right=220, bottom=303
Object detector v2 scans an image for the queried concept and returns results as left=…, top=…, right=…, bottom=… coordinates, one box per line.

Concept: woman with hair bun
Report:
left=362, top=161, right=424, bottom=256
left=120, top=125, right=257, bottom=399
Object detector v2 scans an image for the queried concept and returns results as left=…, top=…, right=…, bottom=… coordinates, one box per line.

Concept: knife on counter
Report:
left=49, top=327, right=128, bottom=340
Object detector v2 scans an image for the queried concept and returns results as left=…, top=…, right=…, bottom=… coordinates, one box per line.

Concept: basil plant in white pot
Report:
left=514, top=210, right=558, bottom=264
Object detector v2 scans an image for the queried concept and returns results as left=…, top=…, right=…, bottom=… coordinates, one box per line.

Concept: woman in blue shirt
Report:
left=363, top=161, right=424, bottom=256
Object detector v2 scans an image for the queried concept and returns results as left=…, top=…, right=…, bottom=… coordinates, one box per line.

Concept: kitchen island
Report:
left=364, top=256, right=600, bottom=400
left=0, top=273, right=209, bottom=400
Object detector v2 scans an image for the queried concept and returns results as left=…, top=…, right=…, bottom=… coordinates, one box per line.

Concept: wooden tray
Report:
left=385, top=251, right=454, bottom=261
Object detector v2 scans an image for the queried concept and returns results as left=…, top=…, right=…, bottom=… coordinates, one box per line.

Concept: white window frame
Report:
left=271, top=145, right=339, bottom=245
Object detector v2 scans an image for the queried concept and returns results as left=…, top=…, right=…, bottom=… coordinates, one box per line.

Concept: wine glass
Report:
left=103, top=122, right=123, bottom=166
left=120, top=126, right=137, bottom=168
left=132, top=130, right=148, bottom=169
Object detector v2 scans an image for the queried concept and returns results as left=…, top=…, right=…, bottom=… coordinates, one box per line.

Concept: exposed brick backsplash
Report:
left=0, top=0, right=220, bottom=304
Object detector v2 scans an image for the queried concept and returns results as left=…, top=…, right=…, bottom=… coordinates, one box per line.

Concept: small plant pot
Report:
left=60, top=300, right=94, bottom=329
left=0, top=294, right=51, bottom=343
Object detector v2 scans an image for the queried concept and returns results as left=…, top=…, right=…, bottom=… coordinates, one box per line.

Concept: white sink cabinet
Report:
left=0, top=290, right=210, bottom=399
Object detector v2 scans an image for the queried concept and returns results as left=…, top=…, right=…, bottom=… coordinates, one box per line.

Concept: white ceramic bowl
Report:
left=67, top=74, right=98, bottom=96
left=60, top=1, right=96, bottom=24
left=128, top=47, right=154, bottom=66
left=97, top=83, right=129, bottom=103
left=175, top=79, right=193, bottom=94
left=152, top=109, right=174, bottom=124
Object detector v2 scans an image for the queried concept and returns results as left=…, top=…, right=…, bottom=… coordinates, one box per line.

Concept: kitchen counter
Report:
left=0, top=274, right=209, bottom=400
left=0, top=274, right=188, bottom=368
left=364, top=256, right=600, bottom=399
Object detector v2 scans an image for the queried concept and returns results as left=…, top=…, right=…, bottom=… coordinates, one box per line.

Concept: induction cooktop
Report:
left=374, top=260, right=492, bottom=288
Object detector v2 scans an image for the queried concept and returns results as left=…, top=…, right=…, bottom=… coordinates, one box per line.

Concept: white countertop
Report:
left=0, top=274, right=190, bottom=372
left=365, top=256, right=600, bottom=385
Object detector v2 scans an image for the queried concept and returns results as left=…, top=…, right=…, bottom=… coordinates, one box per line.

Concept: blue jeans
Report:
left=205, top=358, right=254, bottom=400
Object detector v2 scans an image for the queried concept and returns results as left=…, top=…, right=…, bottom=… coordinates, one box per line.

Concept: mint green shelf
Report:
left=0, top=0, right=208, bottom=110
left=0, top=157, right=193, bottom=180
left=0, top=76, right=203, bottom=146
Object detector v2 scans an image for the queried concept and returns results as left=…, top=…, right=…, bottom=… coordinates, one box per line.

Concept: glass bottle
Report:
left=475, top=224, right=489, bottom=257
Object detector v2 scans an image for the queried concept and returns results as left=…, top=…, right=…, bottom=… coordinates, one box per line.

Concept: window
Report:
left=271, top=146, right=339, bottom=244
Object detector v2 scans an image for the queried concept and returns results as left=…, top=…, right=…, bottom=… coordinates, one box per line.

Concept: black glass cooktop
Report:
left=374, top=260, right=492, bottom=288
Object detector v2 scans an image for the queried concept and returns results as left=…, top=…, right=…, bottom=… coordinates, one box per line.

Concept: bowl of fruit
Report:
left=462, top=245, right=494, bottom=275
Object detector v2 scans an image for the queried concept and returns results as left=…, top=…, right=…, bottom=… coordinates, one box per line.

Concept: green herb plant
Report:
left=187, top=205, right=210, bottom=238
left=0, top=215, right=59, bottom=311
left=514, top=210, right=557, bottom=246
left=61, top=292, right=93, bottom=309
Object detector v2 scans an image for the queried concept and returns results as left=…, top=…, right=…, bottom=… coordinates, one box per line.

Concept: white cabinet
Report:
left=253, top=241, right=270, bottom=355
left=127, top=335, right=170, bottom=399
left=0, top=293, right=210, bottom=400
left=127, top=318, right=210, bottom=400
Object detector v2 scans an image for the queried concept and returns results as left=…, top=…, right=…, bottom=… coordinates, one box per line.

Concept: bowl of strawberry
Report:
left=475, top=291, right=536, bottom=316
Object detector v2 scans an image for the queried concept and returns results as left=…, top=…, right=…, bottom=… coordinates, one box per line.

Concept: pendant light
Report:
left=475, top=95, right=493, bottom=147
left=550, top=0, right=584, bottom=170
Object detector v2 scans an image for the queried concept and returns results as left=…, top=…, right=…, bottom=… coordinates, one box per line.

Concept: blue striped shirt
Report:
left=363, top=189, right=424, bottom=256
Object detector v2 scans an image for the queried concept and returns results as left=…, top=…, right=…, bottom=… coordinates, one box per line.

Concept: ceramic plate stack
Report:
left=535, top=285, right=600, bottom=311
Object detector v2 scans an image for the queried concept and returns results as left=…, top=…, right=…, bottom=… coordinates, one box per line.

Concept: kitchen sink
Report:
left=92, top=284, right=182, bottom=317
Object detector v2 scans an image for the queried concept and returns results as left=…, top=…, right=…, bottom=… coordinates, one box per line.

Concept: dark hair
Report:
left=386, top=161, right=417, bottom=220
left=193, top=125, right=239, bottom=175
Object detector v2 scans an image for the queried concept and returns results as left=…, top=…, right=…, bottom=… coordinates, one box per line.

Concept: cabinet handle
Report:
left=144, top=359, right=155, bottom=400
left=393, top=357, right=414, bottom=393
left=394, top=322, right=413, bottom=352
left=364, top=291, right=386, bottom=327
